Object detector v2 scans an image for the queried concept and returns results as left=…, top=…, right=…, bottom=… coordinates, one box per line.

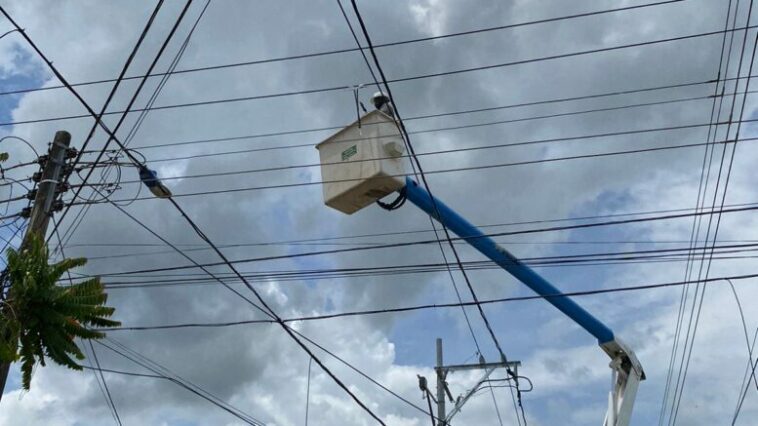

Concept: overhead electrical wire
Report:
left=4, top=23, right=757, bottom=129
left=51, top=213, right=121, bottom=425
left=62, top=110, right=758, bottom=175
left=732, top=328, right=758, bottom=424
left=92, top=250, right=758, bottom=291
left=97, top=273, right=758, bottom=332
left=32, top=200, right=758, bottom=252
left=66, top=136, right=758, bottom=205
left=47, top=0, right=190, bottom=253
left=53, top=0, right=214, bottom=257
left=7, top=6, right=388, bottom=422
left=5, top=6, right=410, bottom=421
left=725, top=279, right=758, bottom=394
left=0, top=1, right=687, bottom=99
left=669, top=2, right=756, bottom=422
left=0, top=135, right=39, bottom=157
left=10, top=1, right=753, bottom=422
left=71, top=203, right=758, bottom=277
left=76, top=236, right=758, bottom=263
left=287, top=326, right=442, bottom=423
left=658, top=1, right=736, bottom=421
left=0, top=4, right=279, bottom=424
left=164, top=200, right=389, bottom=425
left=111, top=74, right=750, bottom=154
left=94, top=338, right=265, bottom=425
left=683, top=24, right=758, bottom=425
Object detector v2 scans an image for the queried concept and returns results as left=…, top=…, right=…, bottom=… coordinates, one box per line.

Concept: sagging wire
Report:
left=67, top=147, right=149, bottom=206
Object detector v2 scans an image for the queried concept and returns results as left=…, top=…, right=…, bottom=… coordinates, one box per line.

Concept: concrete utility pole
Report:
left=436, top=338, right=446, bottom=424
left=0, top=130, right=71, bottom=401
left=433, top=338, right=521, bottom=426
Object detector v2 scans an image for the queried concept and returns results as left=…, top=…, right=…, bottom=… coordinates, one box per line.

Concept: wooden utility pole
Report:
left=0, top=130, right=71, bottom=401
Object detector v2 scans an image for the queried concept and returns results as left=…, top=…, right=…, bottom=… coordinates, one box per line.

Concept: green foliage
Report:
left=0, top=232, right=120, bottom=390
left=0, top=152, right=8, bottom=162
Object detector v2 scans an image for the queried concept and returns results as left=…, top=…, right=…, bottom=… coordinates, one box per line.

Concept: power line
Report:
left=53, top=0, right=214, bottom=260
left=49, top=0, right=193, bottom=250
left=670, top=2, right=756, bottom=421
left=91, top=111, right=758, bottom=173
left=91, top=247, right=758, bottom=291
left=164, top=200, right=389, bottom=425
left=87, top=340, right=122, bottom=426
left=74, top=203, right=758, bottom=277
left=5, top=24, right=757, bottom=129
left=5, top=7, right=432, bottom=421
left=125, top=74, right=756, bottom=152
left=0, top=1, right=686, bottom=99
left=67, top=137, right=758, bottom=205
left=94, top=338, right=266, bottom=425
left=97, top=274, right=758, bottom=332
left=304, top=357, right=312, bottom=426
left=287, top=326, right=442, bottom=423
left=660, top=0, right=741, bottom=420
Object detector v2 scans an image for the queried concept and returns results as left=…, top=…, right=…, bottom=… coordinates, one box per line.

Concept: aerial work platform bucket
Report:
left=315, top=109, right=407, bottom=214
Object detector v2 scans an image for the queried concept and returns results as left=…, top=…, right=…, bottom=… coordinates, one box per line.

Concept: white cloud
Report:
left=1, top=0, right=757, bottom=425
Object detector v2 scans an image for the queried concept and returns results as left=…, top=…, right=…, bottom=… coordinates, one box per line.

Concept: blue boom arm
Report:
left=404, top=177, right=614, bottom=344
left=403, top=177, right=644, bottom=426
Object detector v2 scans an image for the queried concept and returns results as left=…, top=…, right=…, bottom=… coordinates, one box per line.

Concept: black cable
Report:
left=670, top=3, right=756, bottom=421
left=87, top=340, right=122, bottom=426
left=424, top=390, right=435, bottom=426
left=50, top=214, right=121, bottom=425
left=0, top=28, right=19, bottom=41
left=68, top=236, right=758, bottom=263
left=123, top=90, right=748, bottom=161
left=164, top=198, right=388, bottom=425
left=82, top=183, right=270, bottom=316
left=48, top=0, right=190, bottom=250
left=5, top=24, right=757, bottom=129
left=81, top=365, right=164, bottom=380
left=0, top=193, right=30, bottom=206
left=287, top=326, right=440, bottom=423
left=95, top=253, right=758, bottom=292
left=725, top=279, right=758, bottom=393
left=304, top=357, right=312, bottom=426
left=94, top=339, right=265, bottom=425
left=664, top=1, right=743, bottom=418
left=657, top=1, right=735, bottom=420
left=78, top=203, right=758, bottom=277
left=732, top=329, right=758, bottom=424
left=86, top=243, right=758, bottom=287
left=97, top=272, right=758, bottom=333
left=0, top=135, right=39, bottom=157
left=20, top=202, right=756, bottom=252
left=0, top=1, right=687, bottom=99
left=0, top=213, right=21, bottom=224
left=2, top=6, right=272, bottom=424
left=56, top=0, right=213, bottom=256
left=331, top=4, right=480, bottom=376
left=96, top=115, right=758, bottom=182
left=67, top=136, right=757, bottom=207
left=691, top=25, right=758, bottom=419
left=125, top=75, right=755, bottom=152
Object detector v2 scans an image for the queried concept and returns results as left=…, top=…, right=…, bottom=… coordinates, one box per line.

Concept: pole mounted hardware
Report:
left=138, top=165, right=172, bottom=198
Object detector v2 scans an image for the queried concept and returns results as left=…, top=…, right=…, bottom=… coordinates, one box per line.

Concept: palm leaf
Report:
left=3, top=233, right=120, bottom=390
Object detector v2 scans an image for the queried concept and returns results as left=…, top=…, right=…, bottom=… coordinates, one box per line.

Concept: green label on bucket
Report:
left=341, top=145, right=357, bottom=161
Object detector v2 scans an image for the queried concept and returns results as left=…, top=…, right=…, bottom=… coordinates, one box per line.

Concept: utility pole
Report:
left=427, top=338, right=521, bottom=426
left=436, top=338, right=446, bottom=424
left=0, top=130, right=71, bottom=401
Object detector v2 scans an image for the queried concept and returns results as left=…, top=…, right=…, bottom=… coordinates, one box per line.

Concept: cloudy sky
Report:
left=1, top=0, right=758, bottom=425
